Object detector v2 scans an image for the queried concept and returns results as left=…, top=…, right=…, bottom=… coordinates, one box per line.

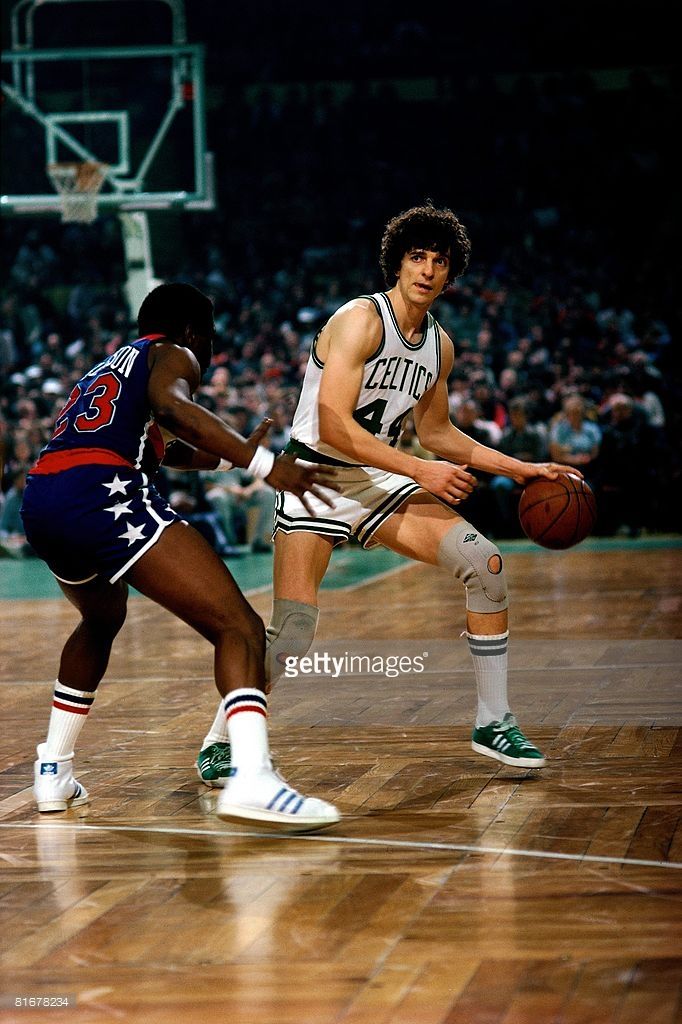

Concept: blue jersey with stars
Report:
left=21, top=335, right=182, bottom=584
left=36, top=335, right=165, bottom=476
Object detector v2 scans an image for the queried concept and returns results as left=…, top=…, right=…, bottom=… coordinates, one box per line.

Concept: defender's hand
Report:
left=513, top=462, right=584, bottom=485
left=412, top=460, right=476, bottom=505
left=265, top=454, right=339, bottom=517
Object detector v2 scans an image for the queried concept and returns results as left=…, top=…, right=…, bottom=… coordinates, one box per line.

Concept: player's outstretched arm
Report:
left=162, top=419, right=272, bottom=471
left=162, top=438, right=224, bottom=471
left=149, top=343, right=263, bottom=465
left=148, top=343, right=336, bottom=506
left=414, top=334, right=583, bottom=485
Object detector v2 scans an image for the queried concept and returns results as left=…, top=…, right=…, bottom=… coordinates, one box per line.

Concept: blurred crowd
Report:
left=1, top=62, right=679, bottom=554
left=1, top=214, right=677, bottom=556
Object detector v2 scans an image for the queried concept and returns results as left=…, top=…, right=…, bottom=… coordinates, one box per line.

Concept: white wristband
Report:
left=217, top=458, right=233, bottom=471
left=247, top=445, right=275, bottom=480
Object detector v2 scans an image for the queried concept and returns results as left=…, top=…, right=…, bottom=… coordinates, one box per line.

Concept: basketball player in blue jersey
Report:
left=197, top=205, right=581, bottom=788
left=21, top=282, right=340, bottom=832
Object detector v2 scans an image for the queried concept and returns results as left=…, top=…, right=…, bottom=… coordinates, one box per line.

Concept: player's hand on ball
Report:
left=512, top=461, right=584, bottom=485
left=412, top=460, right=476, bottom=505
left=265, top=454, right=339, bottom=516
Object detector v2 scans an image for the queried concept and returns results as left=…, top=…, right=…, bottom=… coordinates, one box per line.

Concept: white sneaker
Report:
left=33, top=744, right=89, bottom=813
left=216, top=766, right=340, bottom=833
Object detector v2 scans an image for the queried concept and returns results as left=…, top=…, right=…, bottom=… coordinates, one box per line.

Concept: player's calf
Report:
left=196, top=598, right=319, bottom=787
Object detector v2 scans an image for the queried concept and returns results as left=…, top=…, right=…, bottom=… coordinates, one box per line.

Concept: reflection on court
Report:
left=1, top=545, right=681, bottom=1022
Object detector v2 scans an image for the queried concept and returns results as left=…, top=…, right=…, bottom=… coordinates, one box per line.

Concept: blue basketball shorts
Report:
left=21, top=464, right=181, bottom=585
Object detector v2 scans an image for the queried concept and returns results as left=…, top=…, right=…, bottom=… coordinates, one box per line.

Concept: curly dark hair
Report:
left=137, top=282, right=215, bottom=340
left=379, top=202, right=471, bottom=286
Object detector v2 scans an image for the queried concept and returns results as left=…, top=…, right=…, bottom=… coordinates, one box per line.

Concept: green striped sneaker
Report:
left=472, top=713, right=546, bottom=768
left=196, top=742, right=231, bottom=788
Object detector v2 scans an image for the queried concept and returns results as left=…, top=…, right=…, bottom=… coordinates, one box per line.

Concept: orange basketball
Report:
left=518, top=473, right=597, bottom=549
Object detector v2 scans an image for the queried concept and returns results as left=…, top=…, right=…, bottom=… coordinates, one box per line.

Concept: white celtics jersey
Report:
left=290, top=292, right=442, bottom=465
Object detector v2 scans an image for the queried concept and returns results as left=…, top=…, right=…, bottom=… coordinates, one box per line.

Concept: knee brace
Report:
left=437, top=520, right=508, bottom=614
left=265, top=599, right=319, bottom=686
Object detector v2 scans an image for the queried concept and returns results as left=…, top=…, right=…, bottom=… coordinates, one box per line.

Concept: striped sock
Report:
left=467, top=631, right=511, bottom=728
left=44, top=681, right=96, bottom=758
left=224, top=688, right=271, bottom=772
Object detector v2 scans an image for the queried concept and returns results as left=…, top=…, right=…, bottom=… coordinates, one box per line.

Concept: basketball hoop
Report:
left=47, top=161, right=108, bottom=224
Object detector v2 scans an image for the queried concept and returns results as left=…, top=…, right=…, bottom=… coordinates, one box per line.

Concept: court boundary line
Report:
left=239, top=560, right=411, bottom=597
left=1, top=821, right=679, bottom=870
left=328, top=561, right=411, bottom=592
left=242, top=565, right=411, bottom=596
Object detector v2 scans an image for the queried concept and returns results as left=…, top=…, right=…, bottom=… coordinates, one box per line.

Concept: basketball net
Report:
left=47, top=161, right=108, bottom=224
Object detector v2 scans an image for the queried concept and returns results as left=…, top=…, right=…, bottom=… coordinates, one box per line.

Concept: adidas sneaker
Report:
left=196, top=742, right=231, bottom=788
left=216, top=765, right=340, bottom=833
left=472, top=713, right=546, bottom=768
left=33, top=744, right=90, bottom=812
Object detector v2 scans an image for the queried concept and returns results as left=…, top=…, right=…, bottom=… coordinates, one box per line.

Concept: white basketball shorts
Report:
left=273, top=461, right=421, bottom=549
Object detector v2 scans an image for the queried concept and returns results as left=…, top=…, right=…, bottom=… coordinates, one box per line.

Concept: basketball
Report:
left=518, top=473, right=597, bottom=549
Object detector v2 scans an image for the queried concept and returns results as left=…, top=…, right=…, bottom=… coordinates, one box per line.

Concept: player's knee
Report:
left=82, top=583, right=128, bottom=637
left=109, top=601, right=128, bottom=636
left=209, top=602, right=265, bottom=653
left=236, top=606, right=266, bottom=653
left=437, top=520, right=508, bottom=613
left=265, top=599, right=319, bottom=686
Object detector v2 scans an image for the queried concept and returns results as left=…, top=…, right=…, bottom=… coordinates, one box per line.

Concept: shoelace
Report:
left=501, top=724, right=534, bottom=750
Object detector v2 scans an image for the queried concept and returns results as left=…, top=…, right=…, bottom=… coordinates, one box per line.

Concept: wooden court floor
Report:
left=1, top=544, right=681, bottom=1023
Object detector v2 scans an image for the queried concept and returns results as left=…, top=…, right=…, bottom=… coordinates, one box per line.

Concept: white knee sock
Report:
left=224, top=689, right=271, bottom=772
left=43, top=681, right=96, bottom=758
left=467, top=632, right=511, bottom=727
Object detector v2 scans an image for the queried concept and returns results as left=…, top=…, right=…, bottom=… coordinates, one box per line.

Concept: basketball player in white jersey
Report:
left=197, top=203, right=580, bottom=793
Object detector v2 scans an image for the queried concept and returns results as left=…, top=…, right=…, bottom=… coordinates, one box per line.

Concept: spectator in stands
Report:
left=595, top=394, right=650, bottom=537
left=549, top=395, right=601, bottom=481
left=454, top=399, right=497, bottom=448
left=469, top=377, right=505, bottom=443
left=0, top=466, right=32, bottom=556
left=203, top=466, right=276, bottom=554
left=453, top=399, right=497, bottom=533
left=397, top=415, right=435, bottom=461
left=490, top=400, right=548, bottom=537
left=164, top=470, right=240, bottom=558
left=267, top=404, right=292, bottom=454
left=631, top=372, right=666, bottom=442
left=447, top=372, right=471, bottom=418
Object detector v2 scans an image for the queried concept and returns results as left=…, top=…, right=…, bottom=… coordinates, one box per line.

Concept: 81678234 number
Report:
left=5, top=996, right=74, bottom=1009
